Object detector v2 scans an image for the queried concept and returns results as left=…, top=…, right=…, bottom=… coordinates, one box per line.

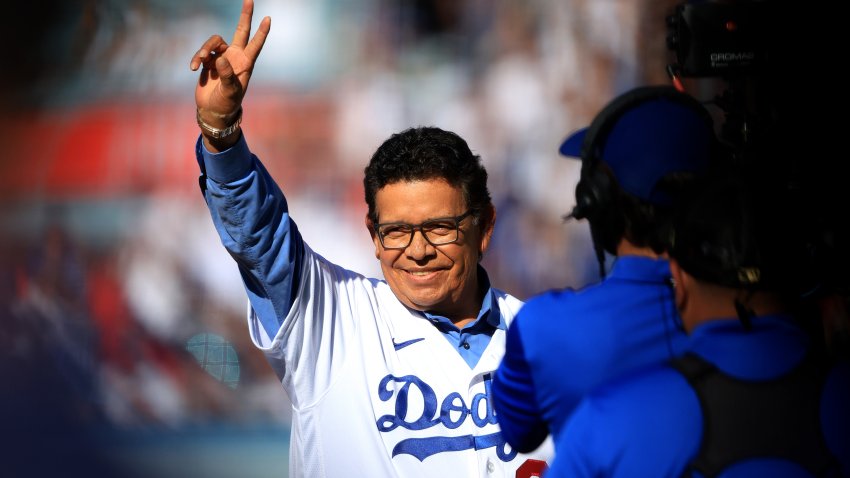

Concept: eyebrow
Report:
left=376, top=213, right=464, bottom=224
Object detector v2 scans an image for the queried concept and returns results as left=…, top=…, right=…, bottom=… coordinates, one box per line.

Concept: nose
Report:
left=406, top=229, right=435, bottom=259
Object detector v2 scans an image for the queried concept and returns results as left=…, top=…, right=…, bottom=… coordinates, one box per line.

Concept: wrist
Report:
left=197, top=107, right=242, bottom=140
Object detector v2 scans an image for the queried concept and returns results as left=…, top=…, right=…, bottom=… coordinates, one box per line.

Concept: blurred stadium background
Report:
left=0, top=0, right=680, bottom=476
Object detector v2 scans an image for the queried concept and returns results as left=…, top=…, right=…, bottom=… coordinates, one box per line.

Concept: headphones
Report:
left=570, top=86, right=716, bottom=260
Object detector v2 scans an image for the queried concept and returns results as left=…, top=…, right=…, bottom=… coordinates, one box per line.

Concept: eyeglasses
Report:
left=374, top=210, right=474, bottom=250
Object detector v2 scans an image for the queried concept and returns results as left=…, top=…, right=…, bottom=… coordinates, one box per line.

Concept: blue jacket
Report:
left=492, top=256, right=688, bottom=451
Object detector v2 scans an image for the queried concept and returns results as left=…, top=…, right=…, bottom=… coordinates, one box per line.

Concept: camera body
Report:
left=666, top=1, right=773, bottom=78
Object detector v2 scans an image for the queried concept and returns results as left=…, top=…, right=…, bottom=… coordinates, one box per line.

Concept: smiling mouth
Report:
left=406, top=269, right=441, bottom=278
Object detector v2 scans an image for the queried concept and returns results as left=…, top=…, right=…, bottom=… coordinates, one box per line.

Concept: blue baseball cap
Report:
left=560, top=89, right=714, bottom=205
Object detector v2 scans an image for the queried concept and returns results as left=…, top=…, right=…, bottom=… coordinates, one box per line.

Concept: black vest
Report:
left=670, top=352, right=839, bottom=477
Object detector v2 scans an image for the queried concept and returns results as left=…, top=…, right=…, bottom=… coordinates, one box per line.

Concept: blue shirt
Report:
left=423, top=270, right=507, bottom=367
left=547, top=314, right=850, bottom=478
left=492, top=256, right=688, bottom=451
left=196, top=134, right=501, bottom=367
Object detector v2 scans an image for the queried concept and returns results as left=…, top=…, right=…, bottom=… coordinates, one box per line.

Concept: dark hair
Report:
left=364, top=127, right=492, bottom=224
left=586, top=163, right=703, bottom=258
left=669, top=173, right=811, bottom=294
left=619, top=179, right=688, bottom=254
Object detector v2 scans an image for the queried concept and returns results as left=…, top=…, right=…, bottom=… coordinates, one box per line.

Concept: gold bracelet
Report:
left=196, top=107, right=242, bottom=139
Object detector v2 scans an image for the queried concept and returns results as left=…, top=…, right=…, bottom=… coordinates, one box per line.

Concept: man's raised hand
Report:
left=190, top=0, right=270, bottom=148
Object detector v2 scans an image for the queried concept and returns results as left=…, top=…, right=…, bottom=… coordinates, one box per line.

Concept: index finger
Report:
left=231, top=0, right=255, bottom=48
left=189, top=35, right=228, bottom=71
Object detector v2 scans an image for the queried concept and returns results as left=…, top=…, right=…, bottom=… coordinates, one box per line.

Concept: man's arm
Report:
left=492, top=318, right=549, bottom=452
left=190, top=0, right=302, bottom=339
left=197, top=136, right=303, bottom=341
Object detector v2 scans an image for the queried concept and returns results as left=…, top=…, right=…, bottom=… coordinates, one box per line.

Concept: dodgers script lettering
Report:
left=375, top=373, right=516, bottom=462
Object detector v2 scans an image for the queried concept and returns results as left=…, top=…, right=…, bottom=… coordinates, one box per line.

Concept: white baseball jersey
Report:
left=248, top=243, right=553, bottom=478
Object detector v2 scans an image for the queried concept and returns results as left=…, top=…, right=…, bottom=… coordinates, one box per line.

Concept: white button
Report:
left=487, top=460, right=495, bottom=473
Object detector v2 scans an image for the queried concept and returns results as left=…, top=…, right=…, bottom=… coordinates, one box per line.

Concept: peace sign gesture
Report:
left=190, top=0, right=270, bottom=150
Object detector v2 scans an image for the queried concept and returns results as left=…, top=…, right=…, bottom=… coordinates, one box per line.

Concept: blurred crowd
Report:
left=1, top=0, right=682, bottom=474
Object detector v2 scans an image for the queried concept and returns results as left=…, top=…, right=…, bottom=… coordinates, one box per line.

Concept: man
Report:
left=492, top=86, right=717, bottom=451
left=188, top=1, right=551, bottom=477
left=546, top=175, right=850, bottom=477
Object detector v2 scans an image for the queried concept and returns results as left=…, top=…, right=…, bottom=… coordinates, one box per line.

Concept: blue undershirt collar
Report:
left=422, top=266, right=503, bottom=368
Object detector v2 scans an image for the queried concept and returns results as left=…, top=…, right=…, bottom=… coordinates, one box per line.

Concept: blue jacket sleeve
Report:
left=492, top=317, right=549, bottom=453
left=195, top=134, right=303, bottom=338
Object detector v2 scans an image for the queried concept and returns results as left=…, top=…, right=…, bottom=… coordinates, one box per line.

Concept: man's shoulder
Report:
left=594, top=362, right=693, bottom=400
left=516, top=281, right=616, bottom=325
left=523, top=287, right=580, bottom=309
left=554, top=368, right=701, bottom=478
left=505, top=287, right=625, bottom=365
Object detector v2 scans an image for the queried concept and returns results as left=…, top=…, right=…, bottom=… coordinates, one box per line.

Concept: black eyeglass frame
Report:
left=374, top=210, right=474, bottom=250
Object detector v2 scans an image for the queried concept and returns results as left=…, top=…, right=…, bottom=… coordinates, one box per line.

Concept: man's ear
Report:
left=478, top=203, right=496, bottom=259
left=366, top=215, right=381, bottom=259
left=669, top=258, right=689, bottom=318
